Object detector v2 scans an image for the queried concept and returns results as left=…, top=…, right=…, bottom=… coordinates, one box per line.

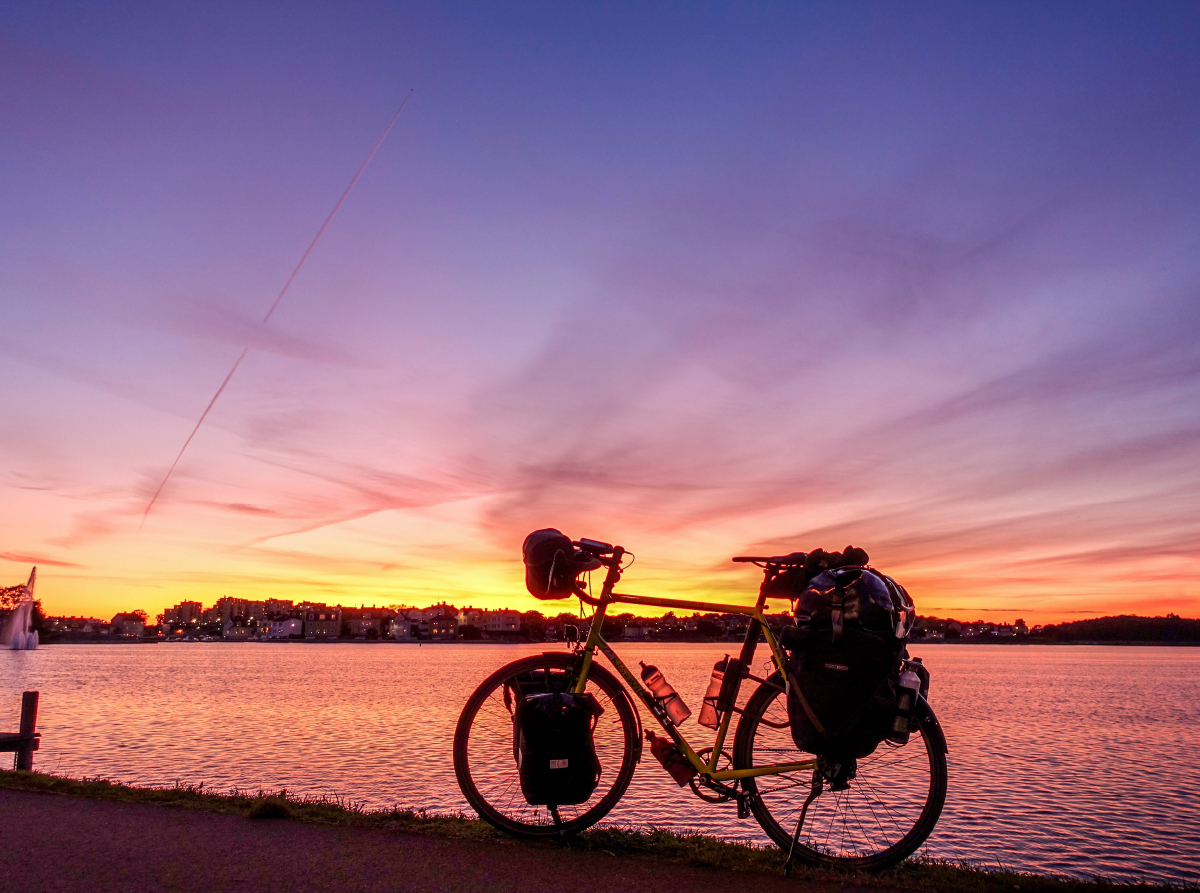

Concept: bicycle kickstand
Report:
left=549, top=806, right=570, bottom=848
left=782, top=779, right=822, bottom=876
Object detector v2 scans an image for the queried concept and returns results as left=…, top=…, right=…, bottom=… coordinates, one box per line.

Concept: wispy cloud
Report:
left=0, top=552, right=81, bottom=569
left=4, top=4, right=1199, bottom=620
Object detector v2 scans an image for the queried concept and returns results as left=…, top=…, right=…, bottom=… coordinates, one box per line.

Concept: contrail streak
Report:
left=141, top=91, right=413, bottom=527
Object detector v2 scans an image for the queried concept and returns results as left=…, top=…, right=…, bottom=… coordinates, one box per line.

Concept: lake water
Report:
left=3, top=643, right=1198, bottom=884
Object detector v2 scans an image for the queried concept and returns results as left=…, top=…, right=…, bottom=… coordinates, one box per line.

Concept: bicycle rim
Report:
left=453, top=652, right=640, bottom=837
left=734, top=677, right=947, bottom=870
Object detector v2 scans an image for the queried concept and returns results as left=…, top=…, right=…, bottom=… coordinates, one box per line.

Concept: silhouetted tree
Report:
left=521, top=611, right=546, bottom=641
left=0, top=585, right=46, bottom=633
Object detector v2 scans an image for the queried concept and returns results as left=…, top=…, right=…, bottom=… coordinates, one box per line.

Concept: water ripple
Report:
left=2, top=643, right=1197, bottom=884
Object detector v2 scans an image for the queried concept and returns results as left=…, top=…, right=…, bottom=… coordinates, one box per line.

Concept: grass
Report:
left=0, top=769, right=1191, bottom=893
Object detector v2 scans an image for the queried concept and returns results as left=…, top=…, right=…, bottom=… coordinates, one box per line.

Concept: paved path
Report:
left=0, top=789, right=868, bottom=893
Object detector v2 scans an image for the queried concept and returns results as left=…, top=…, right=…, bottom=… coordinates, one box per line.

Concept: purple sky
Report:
left=2, top=2, right=1199, bottom=621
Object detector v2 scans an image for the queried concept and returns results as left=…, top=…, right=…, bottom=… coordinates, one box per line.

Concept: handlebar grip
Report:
left=732, top=556, right=770, bottom=563
left=577, top=537, right=614, bottom=556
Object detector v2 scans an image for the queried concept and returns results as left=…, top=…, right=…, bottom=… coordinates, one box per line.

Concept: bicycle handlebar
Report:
left=733, top=553, right=806, bottom=566
left=569, top=539, right=626, bottom=606
left=577, top=537, right=614, bottom=556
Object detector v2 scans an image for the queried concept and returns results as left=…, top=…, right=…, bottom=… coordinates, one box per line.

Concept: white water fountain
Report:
left=1, top=567, right=39, bottom=650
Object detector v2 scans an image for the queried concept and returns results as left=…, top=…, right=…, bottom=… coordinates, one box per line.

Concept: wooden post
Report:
left=1, top=691, right=40, bottom=769
left=16, top=691, right=38, bottom=771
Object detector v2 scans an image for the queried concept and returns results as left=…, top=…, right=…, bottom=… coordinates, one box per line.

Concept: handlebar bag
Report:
left=522, top=528, right=603, bottom=600
left=514, top=691, right=604, bottom=806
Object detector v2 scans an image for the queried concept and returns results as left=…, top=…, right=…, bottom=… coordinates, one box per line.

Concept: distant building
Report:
left=458, top=607, right=521, bottom=635
left=408, top=603, right=457, bottom=640
left=45, top=616, right=105, bottom=633
left=344, top=606, right=396, bottom=638
left=390, top=618, right=413, bottom=641
left=268, top=617, right=303, bottom=639
left=484, top=610, right=521, bottom=633
left=163, top=601, right=202, bottom=626
left=110, top=613, right=145, bottom=637
left=303, top=605, right=342, bottom=640
left=222, top=624, right=255, bottom=641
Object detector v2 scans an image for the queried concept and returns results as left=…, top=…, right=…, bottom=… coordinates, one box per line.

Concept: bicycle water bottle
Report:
left=698, top=656, right=729, bottom=729
left=640, top=661, right=691, bottom=725
left=890, top=663, right=922, bottom=744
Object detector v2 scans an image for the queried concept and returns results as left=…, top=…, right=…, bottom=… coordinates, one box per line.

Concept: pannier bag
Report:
left=782, top=551, right=919, bottom=760
left=522, top=528, right=604, bottom=600
left=515, top=691, right=604, bottom=806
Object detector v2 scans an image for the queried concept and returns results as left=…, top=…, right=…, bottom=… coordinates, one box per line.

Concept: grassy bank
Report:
left=0, top=770, right=1188, bottom=893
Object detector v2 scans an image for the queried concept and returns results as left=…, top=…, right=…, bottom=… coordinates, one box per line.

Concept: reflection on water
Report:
left=3, top=643, right=1198, bottom=884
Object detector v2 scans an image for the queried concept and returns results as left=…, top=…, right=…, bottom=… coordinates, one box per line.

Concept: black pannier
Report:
left=522, top=528, right=603, bottom=600
left=514, top=691, right=604, bottom=806
left=781, top=552, right=917, bottom=760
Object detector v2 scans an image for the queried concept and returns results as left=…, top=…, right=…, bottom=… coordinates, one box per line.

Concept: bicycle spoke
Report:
left=455, top=654, right=639, bottom=838
left=737, top=678, right=946, bottom=869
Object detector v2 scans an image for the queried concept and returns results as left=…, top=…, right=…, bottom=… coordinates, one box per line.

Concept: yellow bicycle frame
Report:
left=569, top=555, right=817, bottom=782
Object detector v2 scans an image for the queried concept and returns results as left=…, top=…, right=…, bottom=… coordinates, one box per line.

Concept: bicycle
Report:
left=453, top=537, right=948, bottom=871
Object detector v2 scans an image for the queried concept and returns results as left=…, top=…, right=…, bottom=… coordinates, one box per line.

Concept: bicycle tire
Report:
left=733, top=675, right=947, bottom=870
left=453, top=652, right=641, bottom=837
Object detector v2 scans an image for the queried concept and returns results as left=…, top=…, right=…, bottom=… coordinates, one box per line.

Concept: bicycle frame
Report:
left=569, top=548, right=817, bottom=783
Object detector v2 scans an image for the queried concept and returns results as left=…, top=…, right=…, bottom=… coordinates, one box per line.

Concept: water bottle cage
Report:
left=716, top=659, right=748, bottom=712
left=650, top=693, right=680, bottom=724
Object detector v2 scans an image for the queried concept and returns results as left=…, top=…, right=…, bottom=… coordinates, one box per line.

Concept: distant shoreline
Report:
left=27, top=637, right=1200, bottom=647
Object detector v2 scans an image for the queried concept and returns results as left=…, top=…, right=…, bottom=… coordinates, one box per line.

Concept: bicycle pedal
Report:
left=736, top=795, right=750, bottom=819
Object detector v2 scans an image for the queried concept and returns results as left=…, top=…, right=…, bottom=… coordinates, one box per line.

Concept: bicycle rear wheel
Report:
left=453, top=652, right=641, bottom=837
left=733, top=675, right=947, bottom=871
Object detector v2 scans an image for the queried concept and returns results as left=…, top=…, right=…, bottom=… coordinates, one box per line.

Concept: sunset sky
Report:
left=2, top=2, right=1199, bottom=624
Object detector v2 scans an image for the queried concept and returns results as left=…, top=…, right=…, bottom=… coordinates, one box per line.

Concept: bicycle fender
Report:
left=916, top=695, right=948, bottom=754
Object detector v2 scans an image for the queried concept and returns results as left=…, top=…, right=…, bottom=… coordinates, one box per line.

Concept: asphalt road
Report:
left=0, top=789, right=863, bottom=893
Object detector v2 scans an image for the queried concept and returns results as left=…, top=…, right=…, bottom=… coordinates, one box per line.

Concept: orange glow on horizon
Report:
left=11, top=540, right=1198, bottom=628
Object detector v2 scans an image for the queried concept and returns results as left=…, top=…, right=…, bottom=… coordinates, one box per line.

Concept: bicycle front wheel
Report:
left=453, top=652, right=641, bottom=837
left=733, top=675, right=947, bottom=871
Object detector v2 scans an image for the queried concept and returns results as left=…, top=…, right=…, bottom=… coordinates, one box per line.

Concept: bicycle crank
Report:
left=687, top=747, right=736, bottom=803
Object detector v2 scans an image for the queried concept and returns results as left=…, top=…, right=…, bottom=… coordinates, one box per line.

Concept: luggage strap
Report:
left=789, top=682, right=827, bottom=736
